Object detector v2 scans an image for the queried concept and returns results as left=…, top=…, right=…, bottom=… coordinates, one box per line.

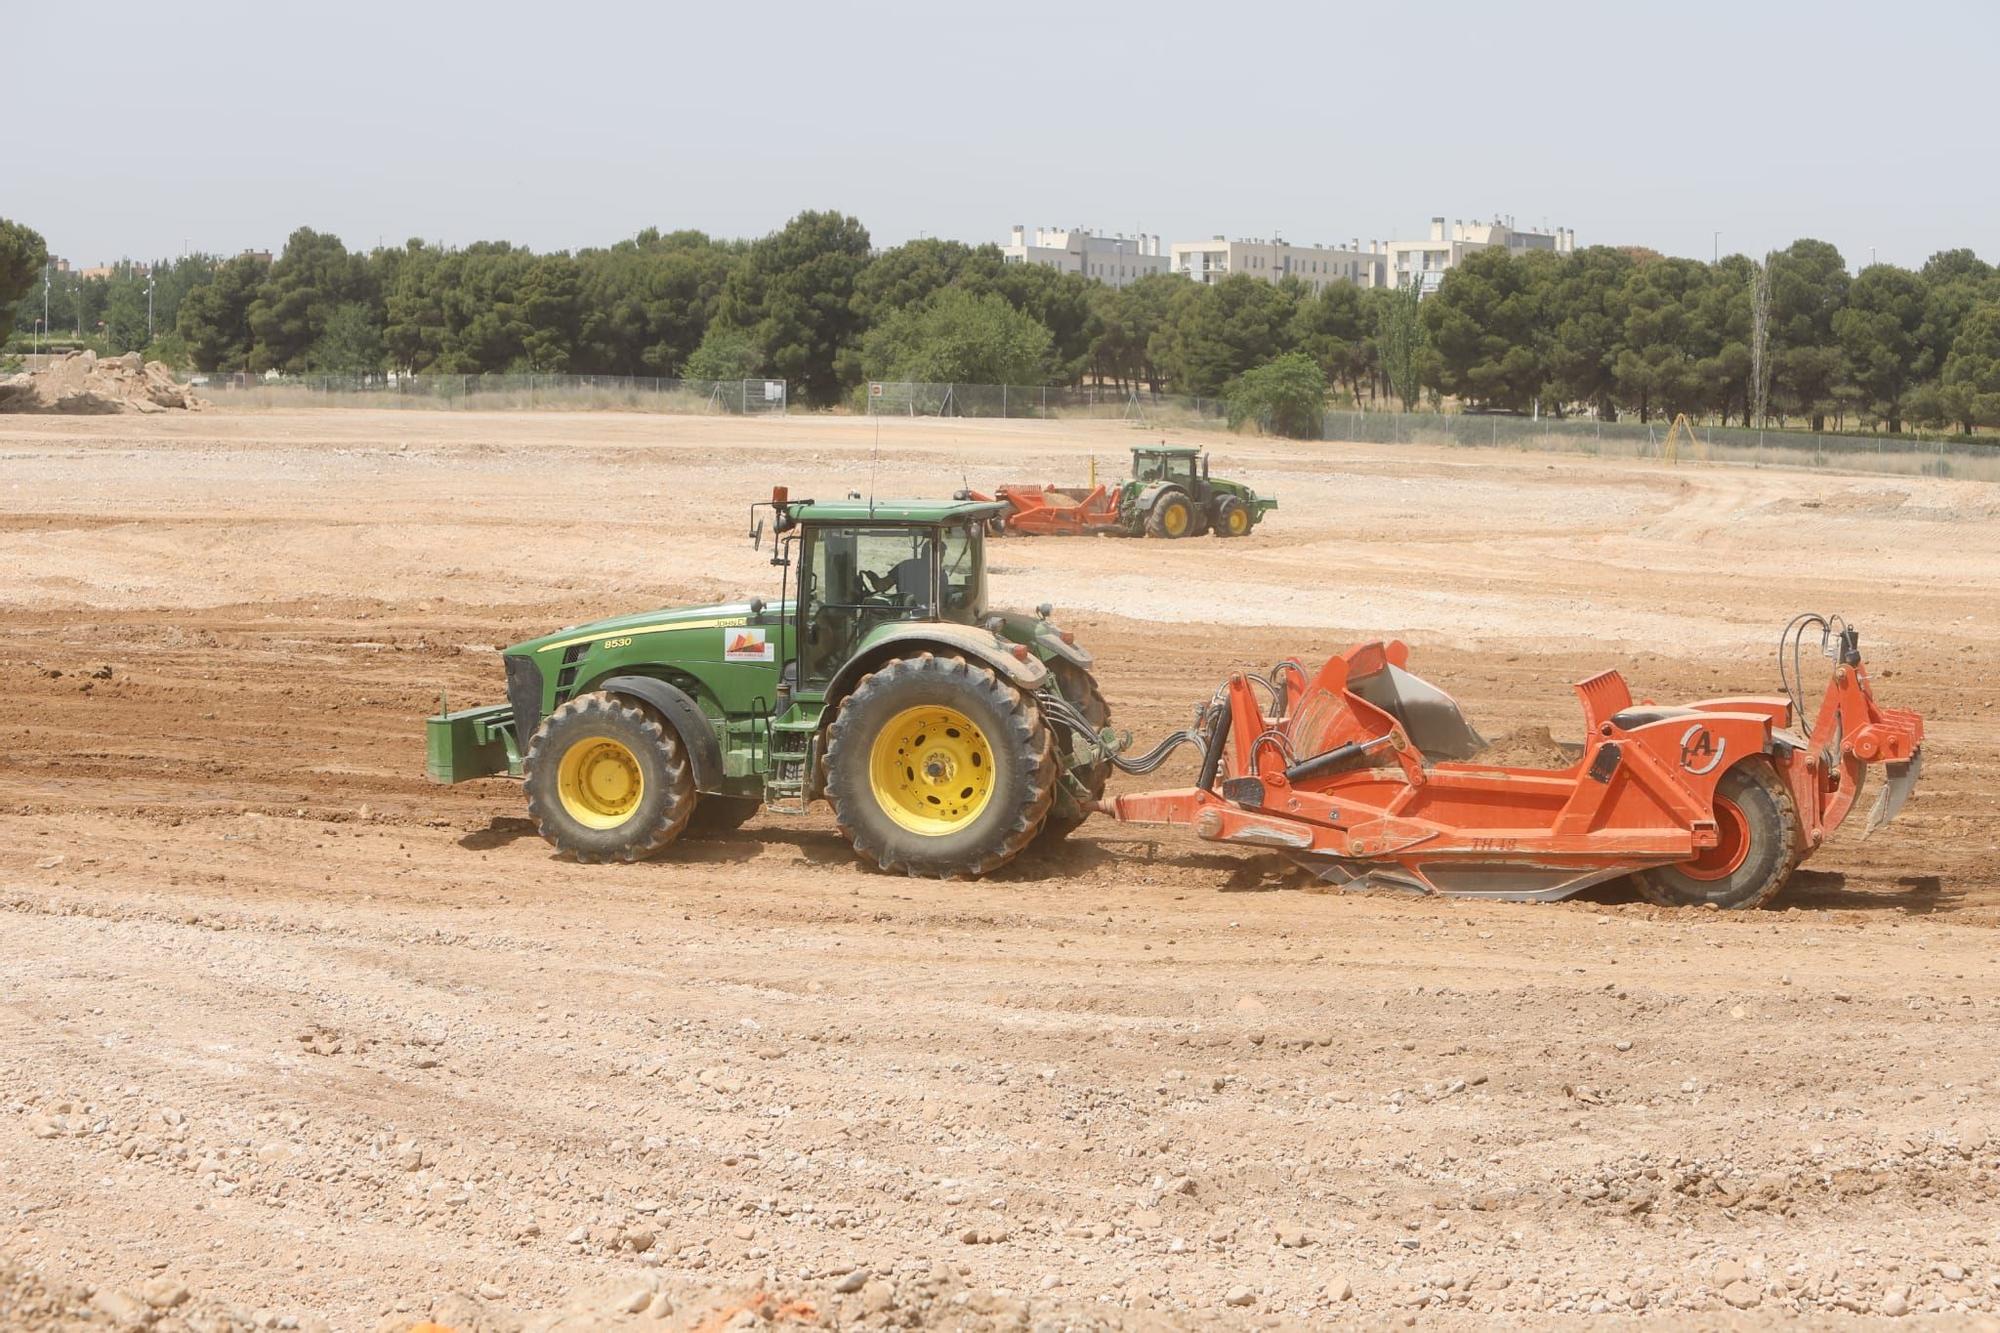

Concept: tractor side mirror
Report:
left=750, top=517, right=765, bottom=550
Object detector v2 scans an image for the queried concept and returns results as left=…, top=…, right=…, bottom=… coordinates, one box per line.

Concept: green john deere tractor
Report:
left=1117, top=444, right=1276, bottom=539
left=426, top=489, right=1113, bottom=877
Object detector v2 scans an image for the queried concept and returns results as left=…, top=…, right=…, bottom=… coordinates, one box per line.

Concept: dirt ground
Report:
left=3, top=409, right=1998, bottom=1330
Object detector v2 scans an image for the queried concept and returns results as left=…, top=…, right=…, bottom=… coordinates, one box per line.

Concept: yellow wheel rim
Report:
left=1162, top=502, right=1189, bottom=537
left=868, top=705, right=996, bottom=836
left=557, top=735, right=645, bottom=829
left=1227, top=507, right=1249, bottom=535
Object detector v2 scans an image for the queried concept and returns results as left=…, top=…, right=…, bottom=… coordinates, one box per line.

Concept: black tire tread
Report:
left=523, top=692, right=694, bottom=864
left=1212, top=495, right=1250, bottom=538
left=1636, top=758, right=1799, bottom=910
left=826, top=653, right=1054, bottom=878
left=1144, top=491, right=1194, bottom=540
left=1038, top=661, right=1111, bottom=845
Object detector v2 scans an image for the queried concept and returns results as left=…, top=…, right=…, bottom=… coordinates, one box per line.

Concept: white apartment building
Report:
left=1386, top=216, right=1576, bottom=294
left=1001, top=226, right=1169, bottom=288
left=1169, top=236, right=1387, bottom=292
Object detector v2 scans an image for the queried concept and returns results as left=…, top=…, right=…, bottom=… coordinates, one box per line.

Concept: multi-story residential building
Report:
left=1168, top=236, right=1387, bottom=292
left=1386, top=216, right=1576, bottom=294
left=1001, top=226, right=1169, bottom=288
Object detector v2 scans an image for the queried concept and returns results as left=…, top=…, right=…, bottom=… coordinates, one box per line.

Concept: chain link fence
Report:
left=864, top=381, right=1227, bottom=428
left=179, top=372, right=789, bottom=414
left=150, top=365, right=1998, bottom=483
left=1320, top=410, right=2000, bottom=482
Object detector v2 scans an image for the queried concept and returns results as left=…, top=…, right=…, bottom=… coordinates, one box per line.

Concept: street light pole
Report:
left=147, top=275, right=156, bottom=344
left=41, top=264, right=49, bottom=356
left=1712, top=231, right=1720, bottom=264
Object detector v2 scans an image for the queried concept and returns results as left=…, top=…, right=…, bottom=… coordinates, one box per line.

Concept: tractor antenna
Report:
left=869, top=415, right=881, bottom=516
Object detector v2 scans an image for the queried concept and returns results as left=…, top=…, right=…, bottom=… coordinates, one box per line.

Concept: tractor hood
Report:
left=506, top=602, right=777, bottom=658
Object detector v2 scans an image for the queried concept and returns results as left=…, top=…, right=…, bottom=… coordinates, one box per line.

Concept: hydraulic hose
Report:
left=1195, top=697, right=1233, bottom=793
left=1039, top=689, right=1203, bottom=776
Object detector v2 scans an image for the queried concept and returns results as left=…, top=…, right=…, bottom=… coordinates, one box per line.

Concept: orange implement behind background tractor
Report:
left=984, top=483, right=1126, bottom=535
left=962, top=444, right=1277, bottom=539
left=1090, top=615, right=1921, bottom=908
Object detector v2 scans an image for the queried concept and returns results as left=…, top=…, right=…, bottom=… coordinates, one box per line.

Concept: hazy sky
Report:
left=15, top=0, right=1997, bottom=272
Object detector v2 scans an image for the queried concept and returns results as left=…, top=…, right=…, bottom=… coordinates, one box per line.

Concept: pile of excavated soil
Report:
left=1476, top=724, right=1578, bottom=769
left=0, top=350, right=206, bottom=414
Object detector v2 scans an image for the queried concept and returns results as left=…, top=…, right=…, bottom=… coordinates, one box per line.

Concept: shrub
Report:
left=1226, top=352, right=1326, bottom=439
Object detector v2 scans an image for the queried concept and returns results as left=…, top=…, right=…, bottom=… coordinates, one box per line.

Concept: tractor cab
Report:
left=775, top=497, right=994, bottom=685
left=1130, top=444, right=1207, bottom=493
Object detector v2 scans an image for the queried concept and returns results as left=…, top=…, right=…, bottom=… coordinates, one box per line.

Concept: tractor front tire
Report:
left=1145, top=491, right=1196, bottom=539
left=1037, top=660, right=1112, bottom=846
left=524, top=692, right=696, bottom=863
left=1637, top=759, right=1799, bottom=910
left=1212, top=495, right=1251, bottom=538
left=826, top=653, right=1054, bottom=877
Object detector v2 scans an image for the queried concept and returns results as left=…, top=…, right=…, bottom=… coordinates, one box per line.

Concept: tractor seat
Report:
left=1610, top=705, right=1700, bottom=730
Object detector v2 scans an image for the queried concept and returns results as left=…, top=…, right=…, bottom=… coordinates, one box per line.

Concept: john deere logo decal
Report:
left=1679, top=723, right=1725, bottom=775
left=724, top=627, right=774, bottom=663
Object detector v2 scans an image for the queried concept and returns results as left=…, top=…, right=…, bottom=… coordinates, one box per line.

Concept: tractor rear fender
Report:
left=991, top=610, right=1094, bottom=669
left=821, top=624, right=1050, bottom=719
left=595, top=674, right=727, bottom=792
left=1035, top=631, right=1093, bottom=669
left=1133, top=482, right=1187, bottom=514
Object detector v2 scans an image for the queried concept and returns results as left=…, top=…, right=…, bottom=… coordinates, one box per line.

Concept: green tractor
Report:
left=1117, top=444, right=1276, bottom=539
left=425, top=490, right=1114, bottom=877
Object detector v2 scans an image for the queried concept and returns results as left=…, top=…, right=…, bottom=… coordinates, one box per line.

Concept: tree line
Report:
left=4, top=211, right=1997, bottom=432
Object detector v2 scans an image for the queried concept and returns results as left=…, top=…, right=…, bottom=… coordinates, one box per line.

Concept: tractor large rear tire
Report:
left=1636, top=759, right=1799, bottom=910
left=1037, top=660, right=1112, bottom=845
left=1145, top=490, right=1196, bottom=539
left=826, top=653, right=1054, bottom=877
left=524, top=692, right=695, bottom=863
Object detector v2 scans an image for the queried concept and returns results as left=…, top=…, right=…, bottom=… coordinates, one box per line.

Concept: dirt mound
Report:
left=0, top=350, right=206, bottom=415
left=1477, top=724, right=1577, bottom=769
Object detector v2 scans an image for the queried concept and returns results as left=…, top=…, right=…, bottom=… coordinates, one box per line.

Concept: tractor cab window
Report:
left=1134, top=451, right=1197, bottom=488
left=800, top=526, right=937, bottom=682
left=939, top=523, right=986, bottom=619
